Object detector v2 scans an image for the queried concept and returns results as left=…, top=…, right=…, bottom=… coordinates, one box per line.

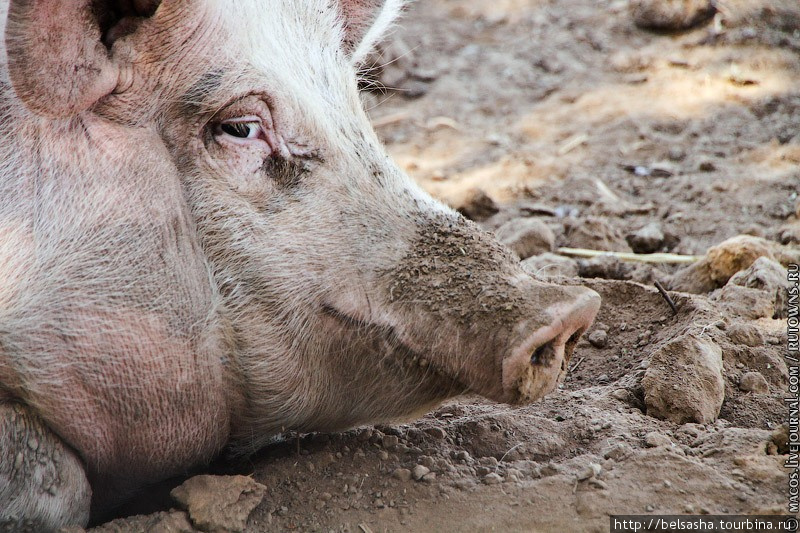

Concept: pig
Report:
left=0, top=0, right=601, bottom=530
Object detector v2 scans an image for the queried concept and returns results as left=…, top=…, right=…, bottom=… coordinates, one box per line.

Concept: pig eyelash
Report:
left=214, top=117, right=263, bottom=141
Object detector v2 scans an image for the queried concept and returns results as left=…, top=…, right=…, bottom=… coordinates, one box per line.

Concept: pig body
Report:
left=0, top=1, right=600, bottom=530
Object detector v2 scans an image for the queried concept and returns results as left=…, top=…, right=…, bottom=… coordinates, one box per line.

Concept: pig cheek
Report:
left=206, top=142, right=273, bottom=200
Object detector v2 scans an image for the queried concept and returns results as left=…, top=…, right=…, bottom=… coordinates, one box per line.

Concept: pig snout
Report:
left=375, top=215, right=600, bottom=406
left=500, top=283, right=600, bottom=404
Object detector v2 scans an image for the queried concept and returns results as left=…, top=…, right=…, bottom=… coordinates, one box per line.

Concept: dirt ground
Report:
left=89, top=1, right=799, bottom=532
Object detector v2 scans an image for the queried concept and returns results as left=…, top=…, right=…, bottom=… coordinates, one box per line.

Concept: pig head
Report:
left=0, top=0, right=599, bottom=526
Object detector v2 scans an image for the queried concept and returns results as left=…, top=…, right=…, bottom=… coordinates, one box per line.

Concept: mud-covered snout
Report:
left=499, top=284, right=601, bottom=404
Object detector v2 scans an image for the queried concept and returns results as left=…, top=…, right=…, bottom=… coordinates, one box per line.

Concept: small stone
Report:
left=411, top=465, right=431, bottom=481
left=739, top=372, right=769, bottom=394
left=727, top=323, right=765, bottom=347
left=475, top=466, right=492, bottom=477
left=392, top=468, right=412, bottom=482
left=520, top=252, right=579, bottom=280
left=382, top=435, right=399, bottom=448
left=424, top=427, right=447, bottom=439
left=644, top=432, right=672, bottom=448
left=603, top=443, right=632, bottom=461
left=421, top=473, right=437, bottom=483
left=378, top=451, right=389, bottom=461
left=626, top=222, right=666, bottom=254
left=588, top=329, right=609, bottom=348
left=455, top=188, right=499, bottom=222
left=577, top=463, right=602, bottom=481
left=495, top=218, right=556, bottom=259
left=319, top=492, right=332, bottom=501
left=483, top=473, right=503, bottom=485
left=611, top=388, right=629, bottom=401
left=454, top=450, right=472, bottom=462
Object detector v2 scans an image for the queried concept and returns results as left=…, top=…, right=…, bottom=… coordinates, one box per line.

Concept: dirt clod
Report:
left=643, top=334, right=725, bottom=424
left=631, top=0, right=716, bottom=31
left=495, top=218, right=555, bottom=259
left=739, top=372, right=770, bottom=393
left=170, top=476, right=266, bottom=533
left=521, top=253, right=579, bottom=280
left=627, top=222, right=666, bottom=254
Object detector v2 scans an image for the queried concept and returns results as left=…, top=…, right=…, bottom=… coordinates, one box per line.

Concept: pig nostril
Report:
left=530, top=342, right=553, bottom=366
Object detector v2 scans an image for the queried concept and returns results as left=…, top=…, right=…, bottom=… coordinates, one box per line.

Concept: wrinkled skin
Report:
left=0, top=0, right=600, bottom=530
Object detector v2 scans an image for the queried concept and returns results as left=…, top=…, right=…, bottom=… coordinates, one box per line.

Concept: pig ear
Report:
left=339, top=0, right=406, bottom=64
left=5, top=0, right=137, bottom=117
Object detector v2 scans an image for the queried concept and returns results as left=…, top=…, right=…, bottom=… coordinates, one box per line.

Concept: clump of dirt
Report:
left=86, top=0, right=797, bottom=531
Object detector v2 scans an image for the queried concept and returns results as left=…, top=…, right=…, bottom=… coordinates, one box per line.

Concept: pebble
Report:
left=454, top=450, right=472, bottom=462
left=425, top=427, right=447, bottom=439
left=382, top=435, right=399, bottom=448
left=627, top=222, right=665, bottom=254
left=495, top=218, right=556, bottom=259
left=588, top=329, right=609, bottom=348
left=577, top=463, right=602, bottom=481
left=456, top=188, right=499, bottom=222
left=483, top=473, right=503, bottom=485
left=378, top=451, right=389, bottom=461
left=412, top=465, right=431, bottom=481
left=603, top=443, right=632, bottom=461
left=422, top=473, right=437, bottom=483
left=739, top=372, right=769, bottom=393
left=644, top=432, right=672, bottom=448
left=611, top=388, right=629, bottom=401
left=392, top=468, right=412, bottom=482
left=475, top=466, right=492, bottom=477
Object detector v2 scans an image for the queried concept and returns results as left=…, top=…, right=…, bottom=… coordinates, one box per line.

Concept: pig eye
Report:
left=216, top=119, right=262, bottom=140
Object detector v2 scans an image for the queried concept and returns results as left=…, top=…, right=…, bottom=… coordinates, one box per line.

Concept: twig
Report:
left=654, top=281, right=678, bottom=315
left=557, top=247, right=701, bottom=264
left=570, top=356, right=585, bottom=373
left=371, top=111, right=411, bottom=128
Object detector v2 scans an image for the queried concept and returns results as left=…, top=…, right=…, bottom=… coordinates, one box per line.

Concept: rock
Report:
left=611, top=388, right=629, bottom=401
left=707, top=236, right=777, bottom=286
left=454, top=450, right=472, bottom=462
left=727, top=322, right=765, bottom=347
left=644, top=432, right=672, bottom=448
left=382, top=435, right=399, bottom=448
left=421, top=472, right=437, bottom=483
left=771, top=425, right=790, bottom=454
left=670, top=236, right=787, bottom=294
left=170, top=475, right=266, bottom=533
left=642, top=334, right=725, bottom=424
left=603, top=443, right=633, bottom=461
left=483, top=473, right=503, bottom=485
left=739, top=372, right=769, bottom=393
left=424, top=427, right=447, bottom=439
left=411, top=465, right=431, bottom=481
left=495, top=218, right=555, bottom=260
left=455, top=188, right=499, bottom=222
left=564, top=217, right=632, bottom=252
left=392, top=468, right=412, bottom=482
left=631, top=0, right=716, bottom=31
left=577, top=463, right=602, bottom=481
left=521, top=252, right=579, bottom=279
left=713, top=284, right=778, bottom=320
left=588, top=329, right=609, bottom=348
left=626, top=222, right=665, bottom=254
left=728, top=257, right=788, bottom=318
left=89, top=511, right=195, bottom=533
